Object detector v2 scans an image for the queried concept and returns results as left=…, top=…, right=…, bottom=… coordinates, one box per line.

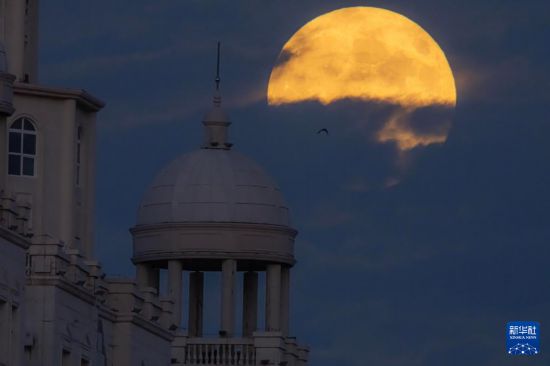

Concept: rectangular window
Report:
left=8, top=154, right=21, bottom=175
left=22, top=157, right=34, bottom=176
left=9, top=132, right=21, bottom=153
left=23, top=134, right=36, bottom=154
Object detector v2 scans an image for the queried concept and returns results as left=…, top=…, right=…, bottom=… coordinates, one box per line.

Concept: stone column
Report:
left=280, top=266, right=290, bottom=336
left=0, top=114, right=7, bottom=191
left=150, top=267, right=160, bottom=292
left=0, top=300, right=9, bottom=365
left=220, top=259, right=236, bottom=336
left=242, top=271, right=258, bottom=337
left=136, top=263, right=148, bottom=288
left=136, top=263, right=159, bottom=292
left=168, top=260, right=183, bottom=327
left=266, top=264, right=281, bottom=331
left=188, top=271, right=204, bottom=337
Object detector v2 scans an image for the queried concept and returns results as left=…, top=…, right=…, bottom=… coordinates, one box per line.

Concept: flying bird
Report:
left=317, top=128, right=329, bottom=135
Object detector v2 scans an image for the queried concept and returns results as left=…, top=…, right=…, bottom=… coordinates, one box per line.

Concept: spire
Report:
left=202, top=41, right=232, bottom=150
left=212, top=41, right=222, bottom=108
left=215, top=41, right=221, bottom=92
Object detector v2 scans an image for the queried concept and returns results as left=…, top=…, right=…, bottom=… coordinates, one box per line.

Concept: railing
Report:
left=184, top=339, right=255, bottom=365
left=0, top=190, right=32, bottom=238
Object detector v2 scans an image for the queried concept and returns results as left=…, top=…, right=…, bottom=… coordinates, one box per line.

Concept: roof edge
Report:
left=14, top=82, right=105, bottom=111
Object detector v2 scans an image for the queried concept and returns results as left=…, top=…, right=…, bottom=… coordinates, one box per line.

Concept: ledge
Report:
left=132, top=221, right=297, bottom=268
left=0, top=225, right=30, bottom=250
left=131, top=221, right=298, bottom=236
left=14, top=82, right=105, bottom=111
left=114, top=313, right=174, bottom=342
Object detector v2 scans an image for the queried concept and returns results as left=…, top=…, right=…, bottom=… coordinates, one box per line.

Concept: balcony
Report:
left=183, top=338, right=255, bottom=365
left=171, top=333, right=308, bottom=366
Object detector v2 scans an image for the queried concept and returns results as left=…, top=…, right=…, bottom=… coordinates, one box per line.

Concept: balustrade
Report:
left=184, top=339, right=255, bottom=365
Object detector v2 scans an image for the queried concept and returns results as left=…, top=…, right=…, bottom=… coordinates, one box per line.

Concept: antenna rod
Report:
left=215, top=41, right=221, bottom=91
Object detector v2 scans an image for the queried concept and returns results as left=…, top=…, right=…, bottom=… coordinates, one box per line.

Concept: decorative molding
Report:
left=0, top=225, right=30, bottom=250
left=131, top=221, right=298, bottom=237
left=14, top=82, right=105, bottom=112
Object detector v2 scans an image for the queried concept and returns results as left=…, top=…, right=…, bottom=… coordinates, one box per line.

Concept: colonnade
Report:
left=136, top=259, right=291, bottom=337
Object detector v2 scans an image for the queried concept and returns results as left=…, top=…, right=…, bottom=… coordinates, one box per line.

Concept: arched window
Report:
left=8, top=117, right=36, bottom=176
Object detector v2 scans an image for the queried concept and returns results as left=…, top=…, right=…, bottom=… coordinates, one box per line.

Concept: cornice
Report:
left=131, top=221, right=298, bottom=237
left=13, top=82, right=105, bottom=112
left=0, top=226, right=30, bottom=250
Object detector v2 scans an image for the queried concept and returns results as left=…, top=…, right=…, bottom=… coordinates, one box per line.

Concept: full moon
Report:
left=267, top=7, right=456, bottom=108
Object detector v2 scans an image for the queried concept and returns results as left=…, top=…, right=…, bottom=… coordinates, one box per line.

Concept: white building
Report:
left=0, top=1, right=309, bottom=365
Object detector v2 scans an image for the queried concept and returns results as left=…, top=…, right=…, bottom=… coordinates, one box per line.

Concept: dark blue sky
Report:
left=40, top=1, right=550, bottom=365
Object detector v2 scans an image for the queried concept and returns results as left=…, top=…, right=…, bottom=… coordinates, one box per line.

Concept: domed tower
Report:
left=131, top=45, right=308, bottom=365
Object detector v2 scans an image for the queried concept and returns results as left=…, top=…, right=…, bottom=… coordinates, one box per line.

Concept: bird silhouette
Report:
left=317, top=128, right=329, bottom=135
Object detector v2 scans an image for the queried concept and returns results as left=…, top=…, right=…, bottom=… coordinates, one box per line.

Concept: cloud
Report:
left=225, top=83, right=268, bottom=108
left=453, top=56, right=550, bottom=105
left=98, top=92, right=205, bottom=131
left=341, top=177, right=371, bottom=193
left=306, top=207, right=354, bottom=229
left=45, top=46, right=177, bottom=79
left=376, top=104, right=453, bottom=150
left=299, top=98, right=455, bottom=154
left=384, top=176, right=401, bottom=188
left=297, top=234, right=449, bottom=272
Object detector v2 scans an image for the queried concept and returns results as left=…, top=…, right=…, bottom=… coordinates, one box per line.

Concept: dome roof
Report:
left=133, top=47, right=296, bottom=267
left=137, top=148, right=291, bottom=227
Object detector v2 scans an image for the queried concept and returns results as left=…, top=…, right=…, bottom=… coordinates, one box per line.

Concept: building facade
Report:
left=0, top=1, right=308, bottom=365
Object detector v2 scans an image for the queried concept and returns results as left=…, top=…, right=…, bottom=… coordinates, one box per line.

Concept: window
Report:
left=8, top=118, right=36, bottom=176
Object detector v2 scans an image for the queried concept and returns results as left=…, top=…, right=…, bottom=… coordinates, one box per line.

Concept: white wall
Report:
left=0, top=0, right=39, bottom=82
left=0, top=231, right=28, bottom=366
left=6, top=91, right=98, bottom=258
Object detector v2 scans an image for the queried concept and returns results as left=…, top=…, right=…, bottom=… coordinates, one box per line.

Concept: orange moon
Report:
left=267, top=7, right=456, bottom=108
